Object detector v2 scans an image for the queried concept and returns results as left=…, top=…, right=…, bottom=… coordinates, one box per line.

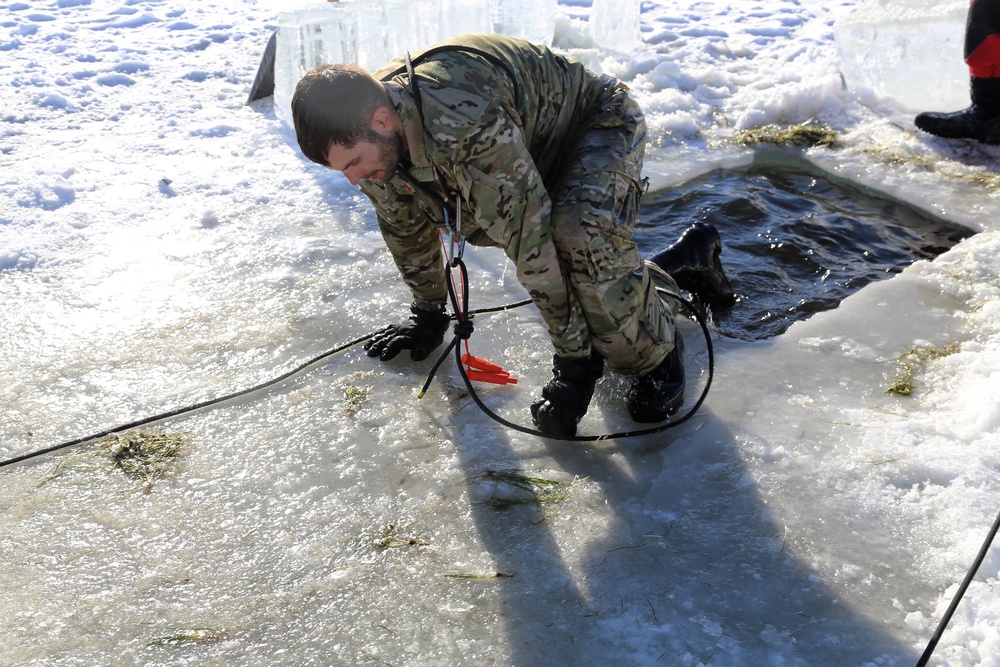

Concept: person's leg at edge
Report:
left=915, top=0, right=1000, bottom=143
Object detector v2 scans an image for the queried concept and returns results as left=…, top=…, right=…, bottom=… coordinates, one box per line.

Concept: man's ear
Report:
left=370, top=106, right=393, bottom=131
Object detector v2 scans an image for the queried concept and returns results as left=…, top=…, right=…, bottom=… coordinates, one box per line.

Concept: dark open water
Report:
left=635, top=165, right=974, bottom=341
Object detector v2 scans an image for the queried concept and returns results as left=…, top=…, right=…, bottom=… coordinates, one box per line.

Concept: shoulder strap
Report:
left=403, top=51, right=424, bottom=122
left=382, top=44, right=521, bottom=108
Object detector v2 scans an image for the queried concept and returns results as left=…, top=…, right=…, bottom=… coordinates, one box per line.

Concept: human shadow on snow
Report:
left=441, top=334, right=917, bottom=667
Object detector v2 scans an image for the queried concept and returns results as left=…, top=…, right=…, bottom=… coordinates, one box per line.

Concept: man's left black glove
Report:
left=364, top=305, right=451, bottom=362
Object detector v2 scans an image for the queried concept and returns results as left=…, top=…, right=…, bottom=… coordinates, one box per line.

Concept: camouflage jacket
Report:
left=359, top=34, right=620, bottom=355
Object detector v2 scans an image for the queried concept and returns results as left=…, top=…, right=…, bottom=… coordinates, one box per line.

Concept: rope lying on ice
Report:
left=0, top=294, right=710, bottom=469
left=424, top=255, right=714, bottom=441
left=0, top=330, right=379, bottom=469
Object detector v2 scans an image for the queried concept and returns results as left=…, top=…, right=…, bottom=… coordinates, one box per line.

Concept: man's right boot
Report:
left=914, top=76, right=1000, bottom=144
left=648, top=222, right=736, bottom=308
left=530, top=352, right=604, bottom=437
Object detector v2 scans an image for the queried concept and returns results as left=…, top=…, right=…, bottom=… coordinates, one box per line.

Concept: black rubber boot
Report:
left=626, top=331, right=685, bottom=423
left=648, top=222, right=736, bottom=308
left=914, top=77, right=1000, bottom=144
left=530, top=352, right=605, bottom=437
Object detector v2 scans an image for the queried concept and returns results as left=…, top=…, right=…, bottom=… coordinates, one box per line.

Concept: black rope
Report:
left=419, top=336, right=459, bottom=399
left=420, top=254, right=716, bottom=442
left=0, top=332, right=380, bottom=470
left=916, top=506, right=1000, bottom=667
left=445, top=292, right=715, bottom=442
left=0, top=298, right=529, bottom=470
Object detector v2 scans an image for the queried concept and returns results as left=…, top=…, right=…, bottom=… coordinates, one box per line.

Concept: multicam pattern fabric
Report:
left=359, top=34, right=678, bottom=375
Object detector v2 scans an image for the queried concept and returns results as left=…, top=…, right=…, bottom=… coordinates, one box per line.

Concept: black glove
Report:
left=530, top=352, right=604, bottom=437
left=364, top=305, right=450, bottom=362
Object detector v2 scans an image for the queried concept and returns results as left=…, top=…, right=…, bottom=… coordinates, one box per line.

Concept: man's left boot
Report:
left=626, top=332, right=685, bottom=423
left=648, top=222, right=736, bottom=308
left=915, top=76, right=1000, bottom=144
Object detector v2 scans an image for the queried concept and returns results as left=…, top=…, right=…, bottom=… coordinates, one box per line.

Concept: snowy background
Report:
left=2, top=0, right=999, bottom=665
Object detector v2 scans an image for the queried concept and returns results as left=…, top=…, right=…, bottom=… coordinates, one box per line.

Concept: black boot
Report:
left=530, top=352, right=604, bottom=437
left=626, top=332, right=685, bottom=423
left=648, top=222, right=735, bottom=308
left=914, top=77, right=1000, bottom=144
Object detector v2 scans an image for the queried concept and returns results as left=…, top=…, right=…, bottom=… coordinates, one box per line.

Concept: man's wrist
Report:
left=412, top=300, right=447, bottom=314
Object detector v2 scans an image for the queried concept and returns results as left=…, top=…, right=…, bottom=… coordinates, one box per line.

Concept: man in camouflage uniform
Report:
left=291, top=34, right=733, bottom=436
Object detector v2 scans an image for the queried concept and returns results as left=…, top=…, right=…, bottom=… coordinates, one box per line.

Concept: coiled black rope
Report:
left=449, top=298, right=714, bottom=442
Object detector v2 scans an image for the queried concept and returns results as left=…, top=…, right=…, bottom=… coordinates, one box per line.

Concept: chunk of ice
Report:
left=590, top=0, right=641, bottom=54
left=834, top=0, right=969, bottom=113
left=273, top=0, right=555, bottom=128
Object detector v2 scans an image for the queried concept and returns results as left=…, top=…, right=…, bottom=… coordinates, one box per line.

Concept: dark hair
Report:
left=291, top=64, right=389, bottom=166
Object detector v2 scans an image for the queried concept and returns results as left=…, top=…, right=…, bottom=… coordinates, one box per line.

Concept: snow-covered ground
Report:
left=2, top=0, right=999, bottom=665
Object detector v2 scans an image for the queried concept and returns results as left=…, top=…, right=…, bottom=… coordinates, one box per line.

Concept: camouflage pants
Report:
left=549, top=84, right=681, bottom=376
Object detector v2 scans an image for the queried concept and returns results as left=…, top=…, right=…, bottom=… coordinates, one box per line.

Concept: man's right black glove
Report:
left=364, top=305, right=451, bottom=362
left=530, top=352, right=604, bottom=437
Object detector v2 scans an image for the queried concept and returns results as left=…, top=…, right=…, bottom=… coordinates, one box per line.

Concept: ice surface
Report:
left=273, top=0, right=556, bottom=127
left=835, top=0, right=970, bottom=113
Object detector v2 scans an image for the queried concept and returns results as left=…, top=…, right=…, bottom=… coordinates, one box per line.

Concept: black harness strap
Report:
left=384, top=45, right=520, bottom=234
left=384, top=44, right=521, bottom=106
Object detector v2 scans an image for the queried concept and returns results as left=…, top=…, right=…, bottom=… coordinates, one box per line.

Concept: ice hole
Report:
left=636, top=164, right=975, bottom=341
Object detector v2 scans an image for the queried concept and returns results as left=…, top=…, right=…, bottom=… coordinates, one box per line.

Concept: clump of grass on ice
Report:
left=733, top=120, right=839, bottom=148
left=100, top=430, right=186, bottom=483
left=338, top=370, right=375, bottom=416
left=444, top=571, right=515, bottom=580
left=373, top=522, right=429, bottom=550
left=149, top=627, right=229, bottom=646
left=472, top=468, right=581, bottom=509
left=885, top=343, right=960, bottom=396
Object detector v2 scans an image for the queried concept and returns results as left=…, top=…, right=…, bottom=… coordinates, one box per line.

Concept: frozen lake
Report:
left=2, top=0, right=1000, bottom=665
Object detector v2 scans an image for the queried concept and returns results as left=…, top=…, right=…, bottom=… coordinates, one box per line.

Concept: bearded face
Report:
left=367, top=127, right=404, bottom=182
left=324, top=127, right=405, bottom=185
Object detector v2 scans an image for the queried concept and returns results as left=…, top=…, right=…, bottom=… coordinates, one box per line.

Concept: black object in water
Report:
left=636, top=166, right=974, bottom=341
